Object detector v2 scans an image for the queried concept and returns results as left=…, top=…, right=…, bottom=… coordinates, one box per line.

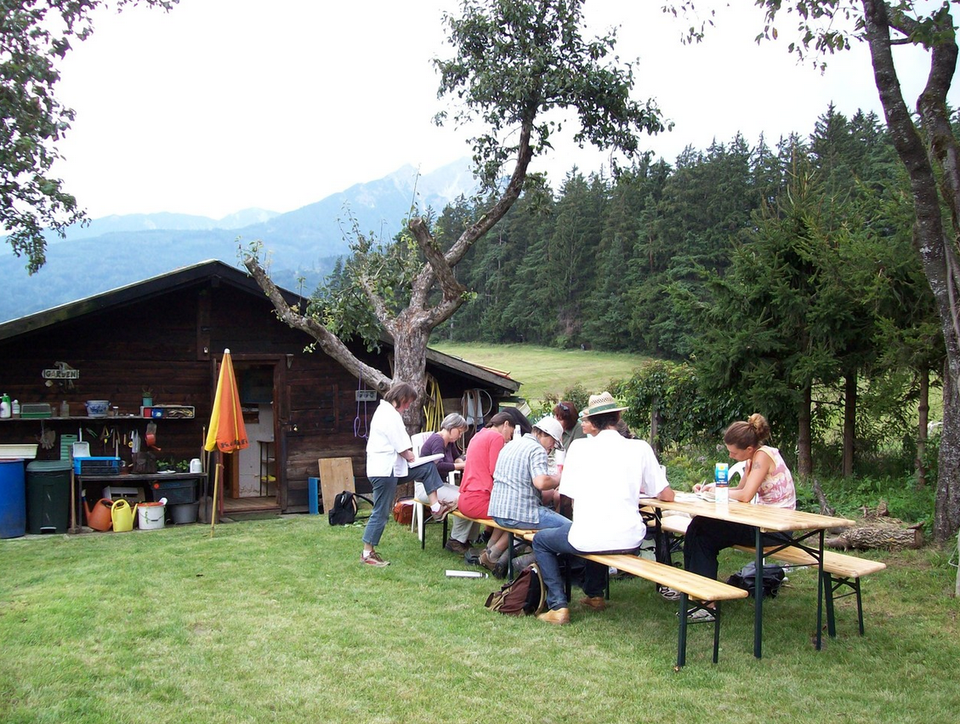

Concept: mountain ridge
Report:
left=0, top=158, right=476, bottom=323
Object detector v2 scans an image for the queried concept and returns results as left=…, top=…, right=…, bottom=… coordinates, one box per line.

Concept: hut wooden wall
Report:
left=0, top=273, right=510, bottom=513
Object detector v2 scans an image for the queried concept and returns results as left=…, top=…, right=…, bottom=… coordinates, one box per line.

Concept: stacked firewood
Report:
left=824, top=499, right=923, bottom=551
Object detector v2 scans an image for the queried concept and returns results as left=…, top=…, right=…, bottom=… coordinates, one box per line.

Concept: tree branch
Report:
left=243, top=255, right=392, bottom=393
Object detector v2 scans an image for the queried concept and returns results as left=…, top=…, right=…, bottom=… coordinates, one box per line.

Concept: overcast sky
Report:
left=52, top=0, right=956, bottom=220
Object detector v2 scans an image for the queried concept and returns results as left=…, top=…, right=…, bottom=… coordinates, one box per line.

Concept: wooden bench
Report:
left=733, top=544, right=887, bottom=636
left=421, top=504, right=747, bottom=667
left=573, top=552, right=747, bottom=668
left=519, top=529, right=747, bottom=667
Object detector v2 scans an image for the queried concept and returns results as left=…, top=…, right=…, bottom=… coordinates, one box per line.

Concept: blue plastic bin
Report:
left=0, top=458, right=26, bottom=538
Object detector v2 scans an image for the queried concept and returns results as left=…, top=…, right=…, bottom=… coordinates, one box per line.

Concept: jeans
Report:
left=403, top=461, right=444, bottom=497
left=493, top=506, right=569, bottom=531
left=362, top=475, right=398, bottom=547
left=362, top=463, right=447, bottom=547
left=532, top=520, right=621, bottom=611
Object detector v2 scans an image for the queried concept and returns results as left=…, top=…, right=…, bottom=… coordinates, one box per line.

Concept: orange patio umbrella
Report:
left=205, top=349, right=248, bottom=535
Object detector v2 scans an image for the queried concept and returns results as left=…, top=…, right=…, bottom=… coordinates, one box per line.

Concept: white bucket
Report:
left=138, top=502, right=165, bottom=530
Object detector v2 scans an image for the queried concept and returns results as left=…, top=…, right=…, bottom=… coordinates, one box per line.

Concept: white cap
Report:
left=533, top=416, right=564, bottom=448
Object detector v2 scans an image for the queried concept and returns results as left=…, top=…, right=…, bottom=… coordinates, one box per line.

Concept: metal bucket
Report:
left=169, top=501, right=199, bottom=525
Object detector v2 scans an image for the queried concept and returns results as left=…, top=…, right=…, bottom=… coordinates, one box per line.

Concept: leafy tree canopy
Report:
left=1, top=0, right=178, bottom=273
left=434, top=0, right=668, bottom=186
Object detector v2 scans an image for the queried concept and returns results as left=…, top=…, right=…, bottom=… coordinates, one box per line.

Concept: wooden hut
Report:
left=0, top=260, right=519, bottom=516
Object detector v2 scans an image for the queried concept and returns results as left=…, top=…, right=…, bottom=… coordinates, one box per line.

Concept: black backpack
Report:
left=727, top=562, right=786, bottom=599
left=484, top=564, right=546, bottom=616
left=328, top=491, right=371, bottom=526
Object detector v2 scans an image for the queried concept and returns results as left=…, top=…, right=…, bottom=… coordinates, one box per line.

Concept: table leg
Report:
left=754, top=526, right=763, bottom=659
left=816, top=529, right=825, bottom=650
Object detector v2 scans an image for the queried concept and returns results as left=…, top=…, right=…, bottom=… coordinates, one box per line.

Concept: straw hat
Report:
left=580, top=391, right=628, bottom=418
left=533, top=416, right=565, bottom=448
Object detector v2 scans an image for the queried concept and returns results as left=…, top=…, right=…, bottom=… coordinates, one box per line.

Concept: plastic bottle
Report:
left=11, top=399, right=19, bottom=417
left=0, top=393, right=10, bottom=419
left=714, top=462, right=729, bottom=506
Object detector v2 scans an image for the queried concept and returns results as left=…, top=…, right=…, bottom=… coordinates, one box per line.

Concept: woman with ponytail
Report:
left=669, top=414, right=796, bottom=612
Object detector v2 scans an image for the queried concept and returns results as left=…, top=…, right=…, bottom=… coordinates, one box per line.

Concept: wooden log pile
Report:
left=825, top=500, right=924, bottom=551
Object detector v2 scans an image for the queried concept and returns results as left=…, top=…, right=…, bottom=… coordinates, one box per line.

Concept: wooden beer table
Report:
left=639, top=494, right=854, bottom=659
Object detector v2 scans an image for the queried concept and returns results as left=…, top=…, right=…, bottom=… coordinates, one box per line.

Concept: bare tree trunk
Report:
left=797, top=384, right=812, bottom=477
left=842, top=371, right=856, bottom=478
left=860, top=0, right=960, bottom=543
left=650, top=398, right=660, bottom=456
left=935, top=364, right=960, bottom=541
left=916, top=368, right=929, bottom=490
left=391, top=322, right=430, bottom=434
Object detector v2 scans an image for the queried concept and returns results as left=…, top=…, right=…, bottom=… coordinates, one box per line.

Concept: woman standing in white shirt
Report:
left=362, top=382, right=452, bottom=567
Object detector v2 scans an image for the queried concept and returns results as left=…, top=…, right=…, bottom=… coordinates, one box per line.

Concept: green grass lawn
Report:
left=432, top=342, right=650, bottom=406
left=1, top=517, right=958, bottom=723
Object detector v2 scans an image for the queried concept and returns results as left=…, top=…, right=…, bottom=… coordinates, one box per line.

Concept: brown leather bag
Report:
left=393, top=498, right=414, bottom=525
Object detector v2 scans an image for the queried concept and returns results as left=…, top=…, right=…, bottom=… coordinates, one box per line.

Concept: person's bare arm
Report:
left=730, top=452, right=771, bottom=502
left=533, top=473, right=560, bottom=491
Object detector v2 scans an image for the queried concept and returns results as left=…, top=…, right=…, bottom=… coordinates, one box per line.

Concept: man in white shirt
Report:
left=532, top=392, right=675, bottom=625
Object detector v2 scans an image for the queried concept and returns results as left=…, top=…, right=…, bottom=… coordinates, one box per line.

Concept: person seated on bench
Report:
left=415, top=413, right=474, bottom=555
left=532, top=391, right=675, bottom=625
left=458, top=407, right=533, bottom=577
left=487, top=416, right=566, bottom=537
left=361, top=382, right=454, bottom=567
left=553, top=400, right=586, bottom=452
left=672, top=413, right=796, bottom=609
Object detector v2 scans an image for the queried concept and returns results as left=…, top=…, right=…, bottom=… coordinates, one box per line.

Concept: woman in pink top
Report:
left=682, top=414, right=796, bottom=599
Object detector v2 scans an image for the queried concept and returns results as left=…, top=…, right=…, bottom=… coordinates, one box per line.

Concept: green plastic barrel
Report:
left=26, top=460, right=71, bottom=534
left=0, top=458, right=26, bottom=538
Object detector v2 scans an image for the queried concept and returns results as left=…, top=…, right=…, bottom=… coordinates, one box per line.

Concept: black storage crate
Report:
left=150, top=478, right=198, bottom=505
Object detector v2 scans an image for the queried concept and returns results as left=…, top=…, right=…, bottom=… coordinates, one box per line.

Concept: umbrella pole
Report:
left=210, top=462, right=221, bottom=538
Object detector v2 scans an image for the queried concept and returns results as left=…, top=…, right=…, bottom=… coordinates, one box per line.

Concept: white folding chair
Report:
left=409, top=431, right=433, bottom=540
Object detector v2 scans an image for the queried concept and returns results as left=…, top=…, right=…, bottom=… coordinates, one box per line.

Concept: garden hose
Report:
left=423, top=374, right=444, bottom=431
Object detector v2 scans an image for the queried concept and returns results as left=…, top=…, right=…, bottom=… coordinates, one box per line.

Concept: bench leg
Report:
left=712, top=603, right=721, bottom=664
left=826, top=575, right=865, bottom=637
left=677, top=593, right=688, bottom=669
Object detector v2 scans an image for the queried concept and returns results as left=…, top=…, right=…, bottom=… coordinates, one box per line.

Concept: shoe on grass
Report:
left=537, top=607, right=570, bottom=625
left=579, top=596, right=607, bottom=611
left=361, top=551, right=389, bottom=567
left=444, top=538, right=469, bottom=555
left=478, top=549, right=498, bottom=571
left=658, top=586, right=682, bottom=602
left=684, top=607, right=715, bottom=622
